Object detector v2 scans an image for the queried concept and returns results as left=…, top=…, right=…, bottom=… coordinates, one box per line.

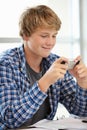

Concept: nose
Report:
left=46, top=37, right=55, bottom=46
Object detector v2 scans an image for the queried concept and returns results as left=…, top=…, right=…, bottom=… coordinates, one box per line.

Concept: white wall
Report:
left=80, top=0, right=87, bottom=64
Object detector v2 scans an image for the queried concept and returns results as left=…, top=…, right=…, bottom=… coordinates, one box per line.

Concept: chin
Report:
left=43, top=53, right=50, bottom=58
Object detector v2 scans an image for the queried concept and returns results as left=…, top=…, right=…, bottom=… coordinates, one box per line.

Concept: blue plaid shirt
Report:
left=0, top=45, right=87, bottom=130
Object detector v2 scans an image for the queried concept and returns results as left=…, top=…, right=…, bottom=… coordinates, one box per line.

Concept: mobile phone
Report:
left=61, top=60, right=80, bottom=69
left=68, top=60, right=75, bottom=69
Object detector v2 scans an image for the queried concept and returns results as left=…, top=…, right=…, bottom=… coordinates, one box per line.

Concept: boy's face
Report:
left=26, top=28, right=58, bottom=58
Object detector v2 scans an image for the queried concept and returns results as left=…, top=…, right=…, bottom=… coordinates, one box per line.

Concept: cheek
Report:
left=52, top=40, right=56, bottom=47
left=30, top=44, right=37, bottom=50
left=54, top=38, right=56, bottom=44
left=29, top=37, right=43, bottom=50
left=30, top=42, right=40, bottom=52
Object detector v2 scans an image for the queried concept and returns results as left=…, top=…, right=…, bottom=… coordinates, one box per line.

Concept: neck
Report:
left=24, top=43, right=42, bottom=73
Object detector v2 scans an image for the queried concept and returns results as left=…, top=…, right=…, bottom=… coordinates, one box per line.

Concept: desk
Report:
left=11, top=117, right=87, bottom=130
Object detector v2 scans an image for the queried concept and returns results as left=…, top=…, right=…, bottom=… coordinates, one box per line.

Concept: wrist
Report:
left=38, top=76, right=51, bottom=92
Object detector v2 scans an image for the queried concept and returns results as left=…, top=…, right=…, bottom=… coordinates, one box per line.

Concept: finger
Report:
left=74, top=55, right=81, bottom=63
left=77, top=71, right=87, bottom=79
left=60, top=69, right=67, bottom=75
left=76, top=66, right=87, bottom=77
left=58, top=71, right=66, bottom=79
left=56, top=57, right=68, bottom=64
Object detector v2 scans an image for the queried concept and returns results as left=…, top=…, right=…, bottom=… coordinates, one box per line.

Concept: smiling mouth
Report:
left=42, top=47, right=52, bottom=50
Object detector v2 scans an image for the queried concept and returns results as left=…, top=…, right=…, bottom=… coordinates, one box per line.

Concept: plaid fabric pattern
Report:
left=0, top=45, right=87, bottom=130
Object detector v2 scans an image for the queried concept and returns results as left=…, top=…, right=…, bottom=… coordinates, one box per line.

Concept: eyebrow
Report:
left=40, top=32, right=58, bottom=35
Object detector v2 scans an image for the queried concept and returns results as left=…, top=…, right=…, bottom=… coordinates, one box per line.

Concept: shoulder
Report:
left=47, top=53, right=60, bottom=63
left=0, top=49, right=16, bottom=68
left=0, top=45, right=24, bottom=66
left=42, top=53, right=60, bottom=68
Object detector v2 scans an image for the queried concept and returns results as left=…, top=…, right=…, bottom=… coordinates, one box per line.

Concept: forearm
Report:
left=38, top=74, right=52, bottom=92
left=71, top=86, right=87, bottom=116
left=0, top=82, right=47, bottom=128
left=60, top=72, right=87, bottom=116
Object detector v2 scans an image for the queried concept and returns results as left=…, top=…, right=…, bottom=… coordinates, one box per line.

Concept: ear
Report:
left=22, top=34, right=29, bottom=41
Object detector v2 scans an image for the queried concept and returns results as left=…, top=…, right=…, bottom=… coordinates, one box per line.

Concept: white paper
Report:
left=30, top=117, right=87, bottom=130
left=16, top=117, right=87, bottom=130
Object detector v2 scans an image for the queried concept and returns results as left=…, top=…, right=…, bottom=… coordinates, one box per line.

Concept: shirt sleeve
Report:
left=0, top=74, right=47, bottom=129
left=60, top=71, right=87, bottom=116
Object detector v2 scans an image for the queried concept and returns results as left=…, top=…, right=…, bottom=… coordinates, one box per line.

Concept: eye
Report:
left=52, top=35, right=56, bottom=38
left=41, top=35, right=48, bottom=38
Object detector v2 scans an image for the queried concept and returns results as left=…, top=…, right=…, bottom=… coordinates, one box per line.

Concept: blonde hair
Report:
left=19, top=5, right=61, bottom=37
